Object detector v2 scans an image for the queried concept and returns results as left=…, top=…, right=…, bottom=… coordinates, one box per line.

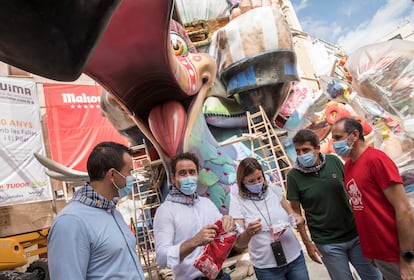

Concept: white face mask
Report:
left=245, top=180, right=264, bottom=193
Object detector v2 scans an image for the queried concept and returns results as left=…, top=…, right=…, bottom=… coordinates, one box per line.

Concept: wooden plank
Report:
left=0, top=201, right=56, bottom=237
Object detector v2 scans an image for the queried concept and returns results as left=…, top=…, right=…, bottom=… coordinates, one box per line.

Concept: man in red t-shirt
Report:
left=332, top=117, right=414, bottom=280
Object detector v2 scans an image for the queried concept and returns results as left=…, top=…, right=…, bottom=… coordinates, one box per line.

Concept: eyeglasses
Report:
left=176, top=169, right=197, bottom=177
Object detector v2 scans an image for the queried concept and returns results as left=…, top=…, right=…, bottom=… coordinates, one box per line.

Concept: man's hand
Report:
left=222, top=215, right=235, bottom=232
left=193, top=224, right=219, bottom=247
left=305, top=242, right=323, bottom=264
left=400, top=259, right=414, bottom=280
left=291, top=213, right=305, bottom=227
left=179, top=224, right=219, bottom=262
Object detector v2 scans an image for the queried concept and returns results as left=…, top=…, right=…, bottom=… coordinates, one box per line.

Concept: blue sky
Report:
left=291, top=0, right=414, bottom=54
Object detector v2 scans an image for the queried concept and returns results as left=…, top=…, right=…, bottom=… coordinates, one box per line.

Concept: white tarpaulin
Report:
left=0, top=77, right=52, bottom=206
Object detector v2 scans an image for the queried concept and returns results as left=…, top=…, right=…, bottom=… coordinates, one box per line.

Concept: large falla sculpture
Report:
left=2, top=1, right=413, bottom=211
left=0, top=0, right=298, bottom=212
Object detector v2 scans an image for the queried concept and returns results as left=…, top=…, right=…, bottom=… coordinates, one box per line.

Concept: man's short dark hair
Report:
left=87, top=142, right=131, bottom=182
left=335, top=117, right=365, bottom=141
left=292, top=129, right=320, bottom=147
left=170, top=152, right=199, bottom=175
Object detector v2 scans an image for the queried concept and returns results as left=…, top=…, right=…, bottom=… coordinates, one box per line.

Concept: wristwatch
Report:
left=401, top=251, right=414, bottom=261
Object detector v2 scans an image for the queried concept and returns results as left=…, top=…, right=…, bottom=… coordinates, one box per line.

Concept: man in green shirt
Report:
left=286, top=129, right=381, bottom=280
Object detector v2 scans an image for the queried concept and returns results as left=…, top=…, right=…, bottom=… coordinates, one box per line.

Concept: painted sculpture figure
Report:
left=1, top=1, right=412, bottom=208
left=118, top=0, right=296, bottom=211
left=0, top=0, right=299, bottom=213
left=1, top=1, right=414, bottom=279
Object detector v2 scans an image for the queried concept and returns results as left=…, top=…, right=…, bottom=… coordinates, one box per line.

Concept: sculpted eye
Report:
left=170, top=33, right=188, bottom=56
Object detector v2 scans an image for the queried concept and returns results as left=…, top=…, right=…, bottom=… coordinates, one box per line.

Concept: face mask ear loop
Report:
left=347, top=132, right=357, bottom=150
left=114, top=169, right=126, bottom=179
left=349, top=138, right=356, bottom=149
left=112, top=169, right=127, bottom=194
left=112, top=181, right=121, bottom=193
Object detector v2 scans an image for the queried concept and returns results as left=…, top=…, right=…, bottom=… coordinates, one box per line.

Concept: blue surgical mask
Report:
left=245, top=181, right=264, bottom=193
left=178, top=176, right=198, bottom=195
left=297, top=151, right=316, bottom=167
left=119, top=175, right=135, bottom=197
left=333, top=136, right=353, bottom=156
left=113, top=170, right=135, bottom=198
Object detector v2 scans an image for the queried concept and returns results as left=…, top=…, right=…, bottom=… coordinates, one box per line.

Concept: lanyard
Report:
left=252, top=199, right=272, bottom=228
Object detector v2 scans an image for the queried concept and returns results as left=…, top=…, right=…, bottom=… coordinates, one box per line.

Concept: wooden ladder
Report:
left=246, top=106, right=292, bottom=192
left=128, top=139, right=164, bottom=280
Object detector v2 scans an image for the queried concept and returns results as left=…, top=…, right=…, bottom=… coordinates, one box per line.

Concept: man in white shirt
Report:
left=153, top=152, right=234, bottom=280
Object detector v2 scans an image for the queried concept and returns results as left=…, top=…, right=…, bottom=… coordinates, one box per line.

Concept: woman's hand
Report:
left=246, top=219, right=262, bottom=236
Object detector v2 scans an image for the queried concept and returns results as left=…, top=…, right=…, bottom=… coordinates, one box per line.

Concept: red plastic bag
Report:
left=194, top=220, right=237, bottom=279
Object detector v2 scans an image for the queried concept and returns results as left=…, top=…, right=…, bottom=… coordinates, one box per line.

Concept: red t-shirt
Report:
left=344, top=147, right=403, bottom=262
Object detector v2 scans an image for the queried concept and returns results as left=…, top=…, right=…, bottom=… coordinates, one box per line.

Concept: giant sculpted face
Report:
left=0, top=0, right=298, bottom=212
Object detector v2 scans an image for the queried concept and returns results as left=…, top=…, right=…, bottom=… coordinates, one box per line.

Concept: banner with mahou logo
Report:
left=43, top=83, right=127, bottom=171
left=0, top=77, right=53, bottom=206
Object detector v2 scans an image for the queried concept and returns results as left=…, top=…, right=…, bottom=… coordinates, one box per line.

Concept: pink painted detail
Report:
left=177, top=56, right=198, bottom=95
left=192, top=54, right=202, bottom=62
left=280, top=82, right=310, bottom=117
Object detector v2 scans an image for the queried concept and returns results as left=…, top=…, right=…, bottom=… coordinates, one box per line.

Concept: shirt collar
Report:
left=294, top=152, right=326, bottom=174
left=239, top=187, right=267, bottom=201
left=165, top=186, right=199, bottom=206
left=72, top=183, right=117, bottom=210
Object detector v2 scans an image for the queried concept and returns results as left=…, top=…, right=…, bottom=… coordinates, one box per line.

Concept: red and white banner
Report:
left=0, top=77, right=53, bottom=206
left=43, top=84, right=127, bottom=171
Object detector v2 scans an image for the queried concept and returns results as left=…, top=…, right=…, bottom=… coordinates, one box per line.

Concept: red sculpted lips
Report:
left=148, top=101, right=186, bottom=158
